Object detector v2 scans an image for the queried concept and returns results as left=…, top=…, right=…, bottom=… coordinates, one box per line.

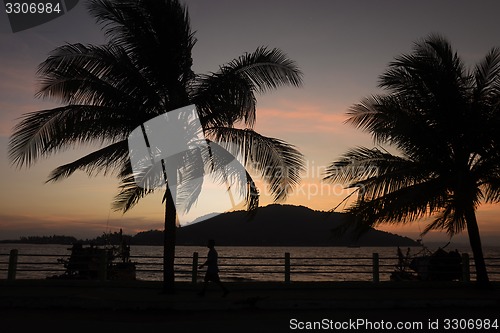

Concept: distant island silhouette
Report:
left=175, top=204, right=418, bottom=246
left=1, top=205, right=418, bottom=247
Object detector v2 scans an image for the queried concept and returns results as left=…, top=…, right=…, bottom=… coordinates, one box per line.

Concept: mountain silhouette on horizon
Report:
left=167, top=204, right=418, bottom=247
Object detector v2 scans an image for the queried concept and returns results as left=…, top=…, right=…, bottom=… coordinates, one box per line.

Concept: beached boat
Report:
left=391, top=245, right=462, bottom=281
left=48, top=232, right=136, bottom=281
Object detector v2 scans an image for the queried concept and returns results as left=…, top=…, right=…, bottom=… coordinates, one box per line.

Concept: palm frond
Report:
left=346, top=95, right=417, bottom=146
left=380, top=34, right=467, bottom=94
left=9, top=105, right=131, bottom=168
left=112, top=165, right=163, bottom=212
left=421, top=204, right=466, bottom=236
left=192, top=73, right=257, bottom=128
left=481, top=174, right=500, bottom=203
left=47, top=140, right=129, bottom=182
left=170, top=147, right=205, bottom=214
left=115, top=140, right=261, bottom=215
left=346, top=95, right=455, bottom=163
left=324, top=147, right=414, bottom=182
left=324, top=146, right=452, bottom=231
left=324, top=147, right=386, bottom=184
left=379, top=34, right=470, bottom=140
left=473, top=47, right=500, bottom=102
left=346, top=177, right=448, bottom=227
left=194, top=47, right=302, bottom=128
left=174, top=141, right=259, bottom=214
left=206, top=127, right=304, bottom=202
left=37, top=43, right=161, bottom=112
left=244, top=171, right=260, bottom=213
left=88, top=0, right=196, bottom=92
left=221, top=46, right=303, bottom=94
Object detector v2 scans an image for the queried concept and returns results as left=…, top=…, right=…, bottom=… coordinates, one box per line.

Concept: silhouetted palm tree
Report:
left=324, top=34, right=500, bottom=286
left=8, top=0, right=304, bottom=292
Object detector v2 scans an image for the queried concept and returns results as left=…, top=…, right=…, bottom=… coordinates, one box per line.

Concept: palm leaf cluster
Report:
left=325, top=35, right=500, bottom=234
left=9, top=0, right=305, bottom=216
left=324, top=35, right=500, bottom=284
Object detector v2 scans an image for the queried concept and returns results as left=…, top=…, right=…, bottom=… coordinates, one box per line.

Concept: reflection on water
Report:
left=0, top=244, right=499, bottom=282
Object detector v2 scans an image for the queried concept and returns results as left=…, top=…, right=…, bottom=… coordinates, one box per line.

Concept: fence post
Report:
left=285, top=252, right=291, bottom=284
left=462, top=253, right=470, bottom=283
left=8, top=249, right=18, bottom=281
left=99, top=251, right=108, bottom=281
left=192, top=252, right=199, bottom=284
left=372, top=253, right=379, bottom=283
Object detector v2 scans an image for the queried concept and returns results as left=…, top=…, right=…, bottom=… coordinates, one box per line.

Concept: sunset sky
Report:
left=1, top=0, right=500, bottom=245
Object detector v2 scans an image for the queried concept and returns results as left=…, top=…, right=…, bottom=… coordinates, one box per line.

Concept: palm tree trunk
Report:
left=464, top=206, right=489, bottom=287
left=163, top=185, right=176, bottom=293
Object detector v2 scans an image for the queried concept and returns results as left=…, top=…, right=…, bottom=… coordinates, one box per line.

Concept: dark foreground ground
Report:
left=0, top=280, right=499, bottom=333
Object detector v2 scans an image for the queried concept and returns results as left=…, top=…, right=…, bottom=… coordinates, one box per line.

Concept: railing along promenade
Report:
left=1, top=249, right=499, bottom=283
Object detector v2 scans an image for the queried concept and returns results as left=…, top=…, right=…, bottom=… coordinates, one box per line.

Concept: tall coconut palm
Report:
left=324, top=34, right=500, bottom=286
left=8, top=0, right=304, bottom=292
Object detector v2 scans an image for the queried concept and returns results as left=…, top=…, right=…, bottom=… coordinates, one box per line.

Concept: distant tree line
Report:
left=0, top=231, right=161, bottom=245
left=3, top=235, right=79, bottom=245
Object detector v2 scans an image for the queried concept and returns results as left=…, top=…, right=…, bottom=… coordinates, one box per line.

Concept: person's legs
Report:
left=213, top=274, right=229, bottom=296
left=216, top=280, right=229, bottom=296
left=198, top=273, right=228, bottom=297
left=197, top=274, right=210, bottom=296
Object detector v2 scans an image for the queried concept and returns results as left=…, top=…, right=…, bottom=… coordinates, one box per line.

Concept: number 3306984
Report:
left=5, top=3, right=62, bottom=14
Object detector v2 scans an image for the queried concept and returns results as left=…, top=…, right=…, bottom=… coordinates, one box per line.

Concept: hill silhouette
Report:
left=165, top=204, right=418, bottom=246
left=1, top=205, right=418, bottom=246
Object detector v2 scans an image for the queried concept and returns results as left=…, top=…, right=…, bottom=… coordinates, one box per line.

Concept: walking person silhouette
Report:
left=198, top=239, right=229, bottom=297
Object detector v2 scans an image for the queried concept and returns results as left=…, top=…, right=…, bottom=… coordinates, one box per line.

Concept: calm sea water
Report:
left=1, top=244, right=499, bottom=282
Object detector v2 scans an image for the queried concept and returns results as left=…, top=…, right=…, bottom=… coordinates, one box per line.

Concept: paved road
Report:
left=1, top=281, right=498, bottom=332
left=2, top=306, right=499, bottom=333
